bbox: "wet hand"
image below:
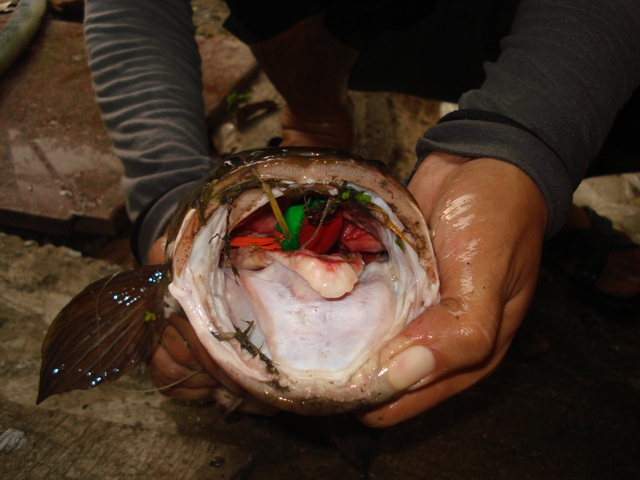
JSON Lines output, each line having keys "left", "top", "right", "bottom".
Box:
{"left": 360, "top": 152, "right": 548, "bottom": 427}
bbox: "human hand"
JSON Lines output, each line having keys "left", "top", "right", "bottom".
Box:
{"left": 146, "top": 234, "right": 278, "bottom": 415}
{"left": 359, "top": 152, "right": 548, "bottom": 427}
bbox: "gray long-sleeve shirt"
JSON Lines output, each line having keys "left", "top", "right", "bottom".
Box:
{"left": 419, "top": 0, "right": 640, "bottom": 237}
{"left": 84, "top": 0, "right": 640, "bottom": 262}
{"left": 85, "top": 0, "right": 214, "bottom": 262}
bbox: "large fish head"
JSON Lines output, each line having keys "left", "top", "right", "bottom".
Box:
{"left": 165, "top": 147, "right": 440, "bottom": 415}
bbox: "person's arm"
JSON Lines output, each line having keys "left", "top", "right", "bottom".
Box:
{"left": 415, "top": 0, "right": 640, "bottom": 238}
{"left": 84, "top": 0, "right": 213, "bottom": 263}
{"left": 361, "top": 0, "right": 640, "bottom": 426}
{"left": 84, "top": 0, "right": 235, "bottom": 404}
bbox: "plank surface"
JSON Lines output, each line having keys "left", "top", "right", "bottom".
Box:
{"left": 0, "top": 16, "right": 257, "bottom": 236}
{"left": 0, "top": 400, "right": 252, "bottom": 480}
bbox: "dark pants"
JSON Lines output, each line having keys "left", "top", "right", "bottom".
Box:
{"left": 225, "top": 0, "right": 638, "bottom": 176}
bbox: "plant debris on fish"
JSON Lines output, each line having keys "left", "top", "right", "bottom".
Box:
{"left": 38, "top": 147, "right": 440, "bottom": 415}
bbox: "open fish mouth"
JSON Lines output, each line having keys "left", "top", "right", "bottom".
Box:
{"left": 36, "top": 147, "right": 439, "bottom": 416}
{"left": 166, "top": 147, "right": 440, "bottom": 414}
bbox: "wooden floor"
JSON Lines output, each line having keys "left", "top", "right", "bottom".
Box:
{"left": 0, "top": 400, "right": 252, "bottom": 479}
{"left": 0, "top": 13, "right": 257, "bottom": 237}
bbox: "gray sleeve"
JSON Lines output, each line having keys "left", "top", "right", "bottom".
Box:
{"left": 84, "top": 0, "right": 214, "bottom": 262}
{"left": 416, "top": 0, "right": 640, "bottom": 238}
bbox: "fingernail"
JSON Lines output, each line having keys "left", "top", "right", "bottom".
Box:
{"left": 386, "top": 345, "right": 436, "bottom": 391}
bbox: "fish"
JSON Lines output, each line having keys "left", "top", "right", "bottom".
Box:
{"left": 37, "top": 147, "right": 440, "bottom": 416}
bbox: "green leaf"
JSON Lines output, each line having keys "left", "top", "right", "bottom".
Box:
{"left": 355, "top": 191, "right": 371, "bottom": 203}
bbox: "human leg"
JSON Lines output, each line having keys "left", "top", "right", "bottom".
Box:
{"left": 247, "top": 12, "right": 359, "bottom": 150}
{"left": 227, "top": 0, "right": 520, "bottom": 147}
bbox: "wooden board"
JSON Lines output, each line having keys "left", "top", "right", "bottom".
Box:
{"left": 0, "top": 400, "right": 252, "bottom": 480}
{"left": 0, "top": 16, "right": 257, "bottom": 236}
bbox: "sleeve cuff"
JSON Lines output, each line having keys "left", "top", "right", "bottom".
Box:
{"left": 130, "top": 181, "right": 199, "bottom": 265}
{"left": 414, "top": 110, "right": 574, "bottom": 238}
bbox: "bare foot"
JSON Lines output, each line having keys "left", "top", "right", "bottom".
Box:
{"left": 248, "top": 12, "right": 358, "bottom": 151}
{"left": 280, "top": 103, "right": 355, "bottom": 151}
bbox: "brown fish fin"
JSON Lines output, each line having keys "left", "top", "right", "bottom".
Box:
{"left": 37, "top": 264, "right": 169, "bottom": 404}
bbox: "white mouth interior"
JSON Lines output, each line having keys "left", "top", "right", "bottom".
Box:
{"left": 224, "top": 256, "right": 396, "bottom": 376}
{"left": 169, "top": 185, "right": 433, "bottom": 384}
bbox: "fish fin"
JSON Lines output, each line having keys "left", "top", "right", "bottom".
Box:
{"left": 324, "top": 413, "right": 381, "bottom": 473}
{"left": 37, "top": 264, "right": 169, "bottom": 404}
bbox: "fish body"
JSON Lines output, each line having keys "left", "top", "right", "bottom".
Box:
{"left": 38, "top": 147, "right": 440, "bottom": 415}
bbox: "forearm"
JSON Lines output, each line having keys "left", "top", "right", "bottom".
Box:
{"left": 417, "top": 0, "right": 640, "bottom": 237}
{"left": 84, "top": 0, "right": 213, "bottom": 261}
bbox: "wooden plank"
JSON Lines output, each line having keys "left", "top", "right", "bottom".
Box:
{"left": 0, "top": 17, "right": 257, "bottom": 236}
{"left": 0, "top": 18, "right": 126, "bottom": 236}
{"left": 0, "top": 400, "right": 252, "bottom": 480}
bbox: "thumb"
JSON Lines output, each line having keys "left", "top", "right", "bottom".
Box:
{"left": 358, "top": 298, "right": 507, "bottom": 427}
